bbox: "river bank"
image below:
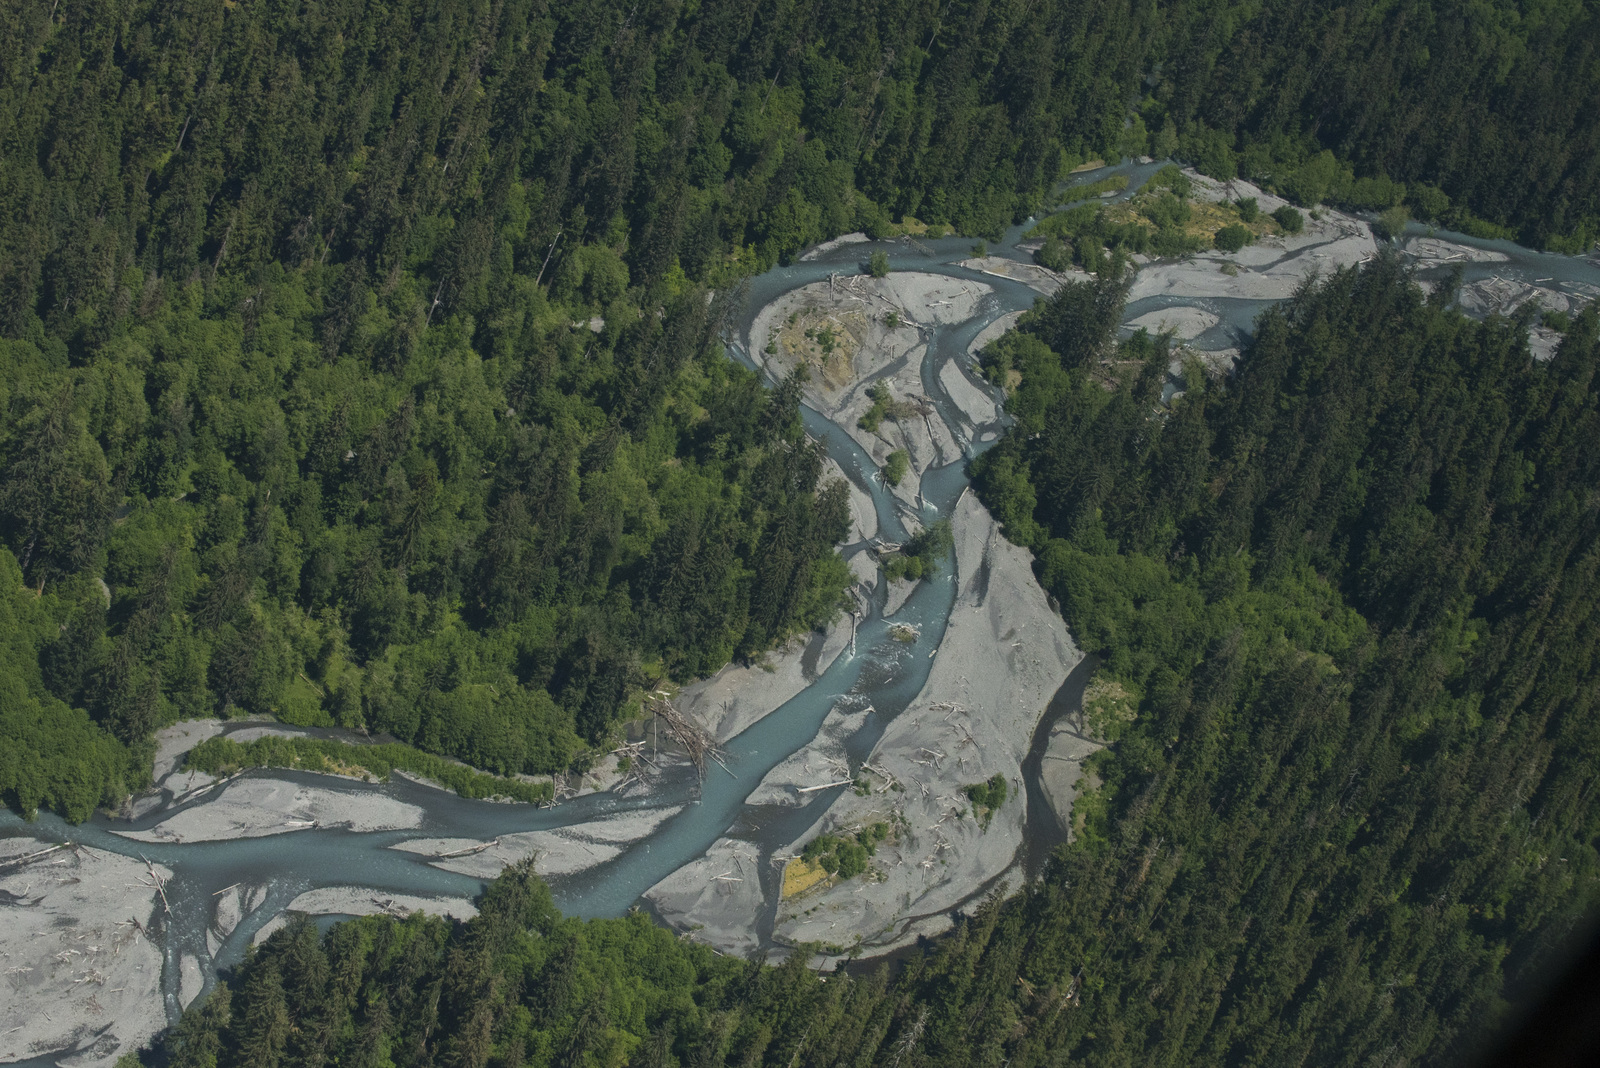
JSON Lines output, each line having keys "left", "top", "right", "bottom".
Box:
{"left": 767, "top": 487, "right": 1080, "bottom": 959}
{"left": 6, "top": 159, "right": 1597, "bottom": 1068}
{"left": 748, "top": 269, "right": 991, "bottom": 517}
{"left": 641, "top": 487, "right": 1083, "bottom": 959}
{"left": 639, "top": 256, "right": 1081, "bottom": 957}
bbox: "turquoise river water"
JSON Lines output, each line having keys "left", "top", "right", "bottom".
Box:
{"left": 5, "top": 163, "right": 1599, "bottom": 1051}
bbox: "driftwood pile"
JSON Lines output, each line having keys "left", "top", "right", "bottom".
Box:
{"left": 646, "top": 698, "right": 730, "bottom": 780}
{"left": 607, "top": 737, "right": 667, "bottom": 792}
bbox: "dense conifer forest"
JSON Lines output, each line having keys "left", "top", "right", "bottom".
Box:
{"left": 152, "top": 259, "right": 1600, "bottom": 1068}
{"left": 5, "top": 0, "right": 1600, "bottom": 816}
{"left": 3, "top": 2, "right": 1600, "bottom": 1063}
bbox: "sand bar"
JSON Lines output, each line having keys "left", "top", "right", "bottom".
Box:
{"left": 114, "top": 777, "right": 424, "bottom": 843}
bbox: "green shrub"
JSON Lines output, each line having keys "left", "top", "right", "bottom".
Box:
{"left": 802, "top": 823, "right": 890, "bottom": 879}
{"left": 1407, "top": 183, "right": 1452, "bottom": 222}
{"left": 883, "top": 449, "right": 910, "bottom": 487}
{"left": 1345, "top": 175, "right": 1407, "bottom": 211}
{"left": 1142, "top": 192, "right": 1191, "bottom": 231}
{"left": 964, "top": 773, "right": 1008, "bottom": 810}
{"left": 1273, "top": 205, "right": 1305, "bottom": 233}
{"left": 858, "top": 201, "right": 893, "bottom": 239}
{"left": 1374, "top": 205, "right": 1410, "bottom": 241}
{"left": 1280, "top": 149, "right": 1344, "bottom": 206}
{"left": 1035, "top": 235, "right": 1073, "bottom": 271}
{"left": 884, "top": 519, "right": 952, "bottom": 583}
{"left": 905, "top": 519, "right": 952, "bottom": 559}
{"left": 867, "top": 249, "right": 890, "bottom": 278}
{"left": 1235, "top": 196, "right": 1259, "bottom": 223}
{"left": 1543, "top": 223, "right": 1599, "bottom": 255}
{"left": 1152, "top": 117, "right": 1179, "bottom": 159}
{"left": 964, "top": 774, "right": 1009, "bottom": 827}
{"left": 1454, "top": 213, "right": 1516, "bottom": 241}
{"left": 1118, "top": 114, "right": 1150, "bottom": 159}
{"left": 816, "top": 324, "right": 838, "bottom": 355}
{"left": 1064, "top": 175, "right": 1131, "bottom": 202}
{"left": 1027, "top": 203, "right": 1100, "bottom": 241}
{"left": 1214, "top": 224, "right": 1252, "bottom": 253}
{"left": 859, "top": 382, "right": 891, "bottom": 432}
{"left": 1146, "top": 164, "right": 1193, "bottom": 198}
{"left": 1147, "top": 229, "right": 1201, "bottom": 260}
{"left": 1182, "top": 126, "right": 1236, "bottom": 180}
{"left": 883, "top": 554, "right": 924, "bottom": 582}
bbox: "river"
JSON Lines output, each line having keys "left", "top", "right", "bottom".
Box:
{"left": 4, "top": 162, "right": 1599, "bottom": 1066}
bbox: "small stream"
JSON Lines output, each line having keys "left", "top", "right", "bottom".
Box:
{"left": 6, "top": 162, "right": 1600, "bottom": 1056}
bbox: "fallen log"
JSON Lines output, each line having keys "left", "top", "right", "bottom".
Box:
{"left": 796, "top": 779, "right": 855, "bottom": 794}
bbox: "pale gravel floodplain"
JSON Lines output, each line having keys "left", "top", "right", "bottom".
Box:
{"left": 748, "top": 270, "right": 988, "bottom": 519}
{"left": 113, "top": 777, "right": 425, "bottom": 844}
{"left": 771, "top": 488, "right": 1081, "bottom": 957}
{"left": 671, "top": 616, "right": 854, "bottom": 745}
{"left": 388, "top": 805, "right": 685, "bottom": 879}
{"left": 1126, "top": 306, "right": 1221, "bottom": 340}
{"left": 965, "top": 310, "right": 1024, "bottom": 358}
{"left": 8, "top": 165, "right": 1594, "bottom": 1068}
{"left": 647, "top": 488, "right": 1081, "bottom": 961}
{"left": 281, "top": 886, "right": 479, "bottom": 922}
{"left": 0, "top": 840, "right": 170, "bottom": 1068}
{"left": 645, "top": 838, "right": 768, "bottom": 957}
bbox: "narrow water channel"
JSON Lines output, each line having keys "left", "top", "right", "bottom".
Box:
{"left": 5, "top": 163, "right": 1599, "bottom": 1053}
{"left": 0, "top": 225, "right": 1042, "bottom": 1036}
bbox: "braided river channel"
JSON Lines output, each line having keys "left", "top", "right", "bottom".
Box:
{"left": 6, "top": 162, "right": 1600, "bottom": 1064}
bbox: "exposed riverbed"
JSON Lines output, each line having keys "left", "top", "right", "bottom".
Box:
{"left": 5, "top": 162, "right": 1597, "bottom": 1068}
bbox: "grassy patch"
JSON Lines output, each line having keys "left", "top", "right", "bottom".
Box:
{"left": 1060, "top": 174, "right": 1130, "bottom": 202}
{"left": 871, "top": 216, "right": 951, "bottom": 239}
{"left": 1069, "top": 755, "right": 1109, "bottom": 845}
{"left": 1105, "top": 193, "right": 1272, "bottom": 247}
{"left": 1026, "top": 164, "right": 1297, "bottom": 270}
{"left": 1083, "top": 675, "right": 1139, "bottom": 741}
{"left": 1023, "top": 165, "right": 1288, "bottom": 269}
{"left": 775, "top": 306, "right": 867, "bottom": 389}
{"left": 783, "top": 823, "right": 893, "bottom": 898}
{"left": 184, "top": 735, "right": 554, "bottom": 803}
{"left": 781, "top": 857, "right": 833, "bottom": 898}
